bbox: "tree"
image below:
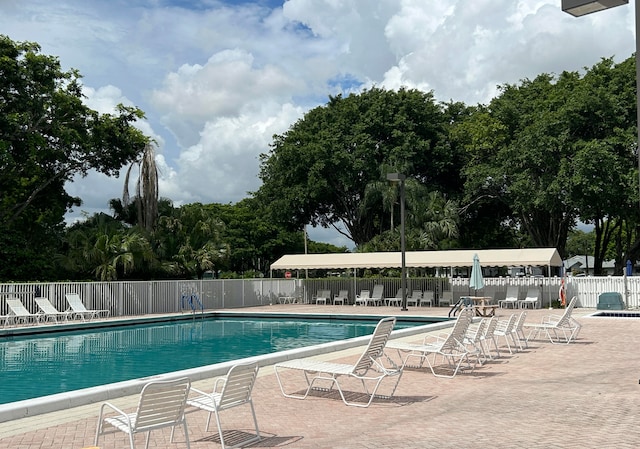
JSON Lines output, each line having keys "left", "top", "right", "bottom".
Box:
{"left": 0, "top": 35, "right": 148, "bottom": 280}
{"left": 61, "top": 212, "right": 155, "bottom": 281}
{"left": 361, "top": 185, "right": 460, "bottom": 252}
{"left": 90, "top": 230, "right": 155, "bottom": 281}
{"left": 257, "top": 87, "right": 454, "bottom": 246}
{"left": 205, "top": 199, "right": 338, "bottom": 276}
{"left": 459, "top": 57, "right": 638, "bottom": 268}
{"left": 122, "top": 142, "right": 159, "bottom": 232}
{"left": 153, "top": 203, "right": 227, "bottom": 279}
{"left": 565, "top": 57, "right": 638, "bottom": 274}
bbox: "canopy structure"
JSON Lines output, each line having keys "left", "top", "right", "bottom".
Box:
{"left": 270, "top": 248, "right": 562, "bottom": 271}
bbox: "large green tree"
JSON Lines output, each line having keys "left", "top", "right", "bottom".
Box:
{"left": 0, "top": 35, "right": 148, "bottom": 280}
{"left": 459, "top": 56, "right": 638, "bottom": 273}
{"left": 257, "top": 87, "right": 457, "bottom": 246}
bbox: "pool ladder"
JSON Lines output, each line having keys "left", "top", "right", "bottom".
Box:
{"left": 180, "top": 292, "right": 204, "bottom": 318}
{"left": 448, "top": 297, "right": 474, "bottom": 318}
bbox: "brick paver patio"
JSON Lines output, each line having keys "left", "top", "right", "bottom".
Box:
{"left": 0, "top": 305, "right": 638, "bottom": 449}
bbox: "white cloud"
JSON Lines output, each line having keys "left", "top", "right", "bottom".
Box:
{"left": 150, "top": 48, "right": 304, "bottom": 147}
{"left": 380, "top": 0, "right": 634, "bottom": 104}
{"left": 167, "top": 100, "right": 304, "bottom": 204}
{"left": 3, "top": 0, "right": 637, "bottom": 246}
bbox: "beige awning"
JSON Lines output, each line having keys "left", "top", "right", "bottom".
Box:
{"left": 270, "top": 248, "right": 562, "bottom": 271}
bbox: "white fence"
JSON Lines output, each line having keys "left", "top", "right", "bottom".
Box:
{"left": 0, "top": 275, "right": 638, "bottom": 317}
{"left": 451, "top": 276, "right": 640, "bottom": 309}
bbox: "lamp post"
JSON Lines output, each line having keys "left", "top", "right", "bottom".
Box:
{"left": 561, "top": 0, "right": 640, "bottom": 212}
{"left": 387, "top": 173, "right": 408, "bottom": 311}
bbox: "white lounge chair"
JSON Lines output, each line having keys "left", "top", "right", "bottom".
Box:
{"left": 65, "top": 293, "right": 110, "bottom": 321}
{"left": 187, "top": 362, "right": 261, "bottom": 449}
{"left": 387, "top": 308, "right": 477, "bottom": 378}
{"left": 355, "top": 285, "right": 384, "bottom": 306}
{"left": 354, "top": 289, "right": 370, "bottom": 306}
{"left": 406, "top": 290, "right": 422, "bottom": 307}
{"left": 420, "top": 290, "right": 434, "bottom": 307}
{"left": 333, "top": 289, "right": 349, "bottom": 305}
{"left": 95, "top": 377, "right": 191, "bottom": 449}
{"left": 438, "top": 291, "right": 453, "bottom": 307}
{"left": 493, "top": 314, "right": 519, "bottom": 354}
{"left": 498, "top": 286, "right": 520, "bottom": 309}
{"left": 35, "top": 297, "right": 74, "bottom": 323}
{"left": 385, "top": 289, "right": 403, "bottom": 307}
{"left": 6, "top": 298, "right": 39, "bottom": 326}
{"left": 275, "top": 317, "right": 403, "bottom": 407}
{"left": 312, "top": 289, "right": 331, "bottom": 305}
{"left": 524, "top": 296, "right": 581, "bottom": 344}
{"left": 512, "top": 310, "right": 529, "bottom": 349}
{"left": 478, "top": 316, "right": 501, "bottom": 360}
{"left": 369, "top": 284, "right": 384, "bottom": 306}
{"left": 462, "top": 317, "right": 489, "bottom": 364}
{"left": 518, "top": 287, "right": 540, "bottom": 309}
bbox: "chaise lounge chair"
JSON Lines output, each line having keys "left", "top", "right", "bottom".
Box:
{"left": 5, "top": 298, "right": 40, "bottom": 326}
{"left": 438, "top": 291, "right": 453, "bottom": 307}
{"left": 406, "top": 290, "right": 422, "bottom": 307}
{"left": 478, "top": 316, "right": 501, "bottom": 360}
{"left": 498, "top": 285, "right": 520, "bottom": 309}
{"left": 523, "top": 296, "right": 581, "bottom": 344}
{"left": 462, "top": 317, "right": 489, "bottom": 364}
{"left": 333, "top": 289, "right": 349, "bottom": 305}
{"left": 95, "top": 377, "right": 191, "bottom": 449}
{"left": 274, "top": 316, "right": 403, "bottom": 407}
{"left": 387, "top": 308, "right": 477, "bottom": 378}
{"left": 518, "top": 287, "right": 540, "bottom": 309}
{"left": 35, "top": 297, "right": 75, "bottom": 324}
{"left": 420, "top": 290, "right": 434, "bottom": 307}
{"left": 385, "top": 289, "right": 403, "bottom": 307}
{"left": 492, "top": 313, "right": 519, "bottom": 354}
{"left": 354, "top": 289, "right": 370, "bottom": 305}
{"left": 186, "top": 362, "right": 261, "bottom": 449}
{"left": 65, "top": 293, "right": 110, "bottom": 321}
{"left": 311, "top": 289, "right": 331, "bottom": 305}
{"left": 369, "top": 284, "right": 385, "bottom": 306}
{"left": 355, "top": 285, "right": 384, "bottom": 306}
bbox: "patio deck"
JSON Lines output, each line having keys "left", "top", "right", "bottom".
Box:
{"left": 0, "top": 304, "right": 637, "bottom": 449}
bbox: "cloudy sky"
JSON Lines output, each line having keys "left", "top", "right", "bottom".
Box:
{"left": 1, "top": 0, "right": 635, "bottom": 248}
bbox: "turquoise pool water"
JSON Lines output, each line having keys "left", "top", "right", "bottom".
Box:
{"left": 0, "top": 316, "right": 425, "bottom": 404}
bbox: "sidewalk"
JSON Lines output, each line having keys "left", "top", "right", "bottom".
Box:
{"left": 0, "top": 305, "right": 637, "bottom": 449}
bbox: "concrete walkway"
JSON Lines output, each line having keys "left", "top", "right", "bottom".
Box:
{"left": 0, "top": 305, "right": 637, "bottom": 449}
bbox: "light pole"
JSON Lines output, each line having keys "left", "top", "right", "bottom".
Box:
{"left": 561, "top": 0, "right": 640, "bottom": 212}
{"left": 387, "top": 173, "right": 408, "bottom": 311}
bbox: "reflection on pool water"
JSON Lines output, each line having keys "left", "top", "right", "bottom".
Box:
{"left": 0, "top": 316, "right": 425, "bottom": 404}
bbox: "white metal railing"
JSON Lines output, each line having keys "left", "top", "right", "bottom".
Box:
{"left": 0, "top": 279, "right": 301, "bottom": 318}
{"left": 0, "top": 275, "right": 637, "bottom": 318}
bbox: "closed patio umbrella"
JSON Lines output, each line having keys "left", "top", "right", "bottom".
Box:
{"left": 469, "top": 253, "right": 484, "bottom": 295}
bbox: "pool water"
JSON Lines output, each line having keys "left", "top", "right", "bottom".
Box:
{"left": 0, "top": 316, "right": 422, "bottom": 404}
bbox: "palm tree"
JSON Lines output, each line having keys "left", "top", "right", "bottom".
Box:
{"left": 123, "top": 142, "right": 158, "bottom": 232}
{"left": 91, "top": 230, "right": 155, "bottom": 281}
{"left": 412, "top": 191, "right": 459, "bottom": 249}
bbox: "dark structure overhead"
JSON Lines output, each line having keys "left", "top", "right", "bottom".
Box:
{"left": 561, "top": 0, "right": 628, "bottom": 17}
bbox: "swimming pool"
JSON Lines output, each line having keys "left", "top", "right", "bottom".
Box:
{"left": 0, "top": 315, "right": 432, "bottom": 404}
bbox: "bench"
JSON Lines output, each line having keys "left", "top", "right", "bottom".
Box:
{"left": 472, "top": 304, "right": 498, "bottom": 317}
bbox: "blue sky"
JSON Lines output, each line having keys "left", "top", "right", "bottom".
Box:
{"left": 0, "top": 0, "right": 635, "bottom": 249}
